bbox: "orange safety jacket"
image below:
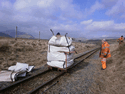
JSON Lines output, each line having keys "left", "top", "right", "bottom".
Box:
{"left": 99, "top": 41, "right": 111, "bottom": 58}
{"left": 117, "top": 37, "right": 124, "bottom": 42}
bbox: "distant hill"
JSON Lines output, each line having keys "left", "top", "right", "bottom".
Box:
{"left": 0, "top": 32, "right": 12, "bottom": 38}
{"left": 73, "top": 37, "right": 87, "bottom": 42}
{"left": 100, "top": 37, "right": 119, "bottom": 39}
{"left": 92, "top": 37, "right": 120, "bottom": 40}
{"left": 17, "top": 34, "right": 34, "bottom": 39}
{"left": 2, "top": 30, "right": 35, "bottom": 39}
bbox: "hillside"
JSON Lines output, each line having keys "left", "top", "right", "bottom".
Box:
{"left": 2, "top": 30, "right": 35, "bottom": 39}
{"left": 0, "top": 32, "right": 12, "bottom": 38}
{"left": 17, "top": 34, "right": 34, "bottom": 39}
{"left": 73, "top": 37, "right": 87, "bottom": 42}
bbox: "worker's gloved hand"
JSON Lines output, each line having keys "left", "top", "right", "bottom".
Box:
{"left": 104, "top": 55, "right": 107, "bottom": 57}
{"left": 99, "top": 52, "right": 101, "bottom": 55}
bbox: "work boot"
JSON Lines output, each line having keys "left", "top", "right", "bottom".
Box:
{"left": 101, "top": 68, "right": 105, "bottom": 70}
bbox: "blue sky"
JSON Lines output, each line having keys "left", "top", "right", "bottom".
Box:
{"left": 0, "top": 0, "right": 125, "bottom": 39}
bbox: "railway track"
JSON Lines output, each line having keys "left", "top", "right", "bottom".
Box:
{"left": 0, "top": 47, "right": 100, "bottom": 94}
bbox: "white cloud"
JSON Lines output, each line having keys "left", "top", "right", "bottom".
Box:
{"left": 101, "top": 0, "right": 118, "bottom": 8}
{"left": 0, "top": 0, "right": 125, "bottom": 39}
{"left": 37, "top": 0, "right": 54, "bottom": 8}
{"left": 105, "top": 0, "right": 125, "bottom": 17}
{"left": 0, "top": 0, "right": 85, "bottom": 38}
{"left": 102, "top": 35, "right": 108, "bottom": 37}
{"left": 86, "top": 1, "right": 104, "bottom": 15}
{"left": 1, "top": 1, "right": 12, "bottom": 8}
{"left": 13, "top": 0, "right": 83, "bottom": 19}
{"left": 80, "top": 19, "right": 93, "bottom": 25}
{"left": 121, "top": 14, "right": 125, "bottom": 18}
{"left": 84, "top": 20, "right": 125, "bottom": 32}
{"left": 85, "top": 20, "right": 114, "bottom": 31}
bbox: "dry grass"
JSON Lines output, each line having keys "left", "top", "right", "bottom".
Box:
{"left": 0, "top": 38, "right": 96, "bottom": 71}
{"left": 0, "top": 42, "right": 10, "bottom": 52}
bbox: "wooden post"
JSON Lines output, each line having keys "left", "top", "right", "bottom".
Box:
{"left": 39, "top": 31, "right": 40, "bottom": 41}
{"left": 65, "top": 53, "right": 67, "bottom": 69}
{"left": 15, "top": 26, "right": 17, "bottom": 40}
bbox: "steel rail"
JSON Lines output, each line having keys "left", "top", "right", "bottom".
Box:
{"left": 70, "top": 48, "right": 99, "bottom": 69}
{"left": 27, "top": 47, "right": 100, "bottom": 94}
{"left": 0, "top": 69, "right": 50, "bottom": 92}
{"left": 28, "top": 72, "right": 65, "bottom": 94}
{"left": 74, "top": 47, "right": 100, "bottom": 59}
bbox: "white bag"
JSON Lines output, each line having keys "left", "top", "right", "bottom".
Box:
{"left": 47, "top": 59, "right": 74, "bottom": 68}
{"left": 47, "top": 52, "right": 73, "bottom": 61}
{"left": 48, "top": 45, "right": 75, "bottom": 52}
{"left": 8, "top": 65, "right": 34, "bottom": 73}
{"left": 15, "top": 62, "right": 29, "bottom": 72}
{"left": 49, "top": 36, "right": 72, "bottom": 46}
{"left": 8, "top": 65, "right": 16, "bottom": 71}
{"left": 0, "top": 70, "right": 18, "bottom": 82}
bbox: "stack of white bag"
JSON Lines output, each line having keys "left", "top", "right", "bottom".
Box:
{"left": 47, "top": 36, "right": 75, "bottom": 68}
{"left": 0, "top": 62, "right": 34, "bottom": 82}
{"left": 8, "top": 62, "right": 34, "bottom": 81}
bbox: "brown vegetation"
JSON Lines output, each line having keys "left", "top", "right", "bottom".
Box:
{"left": 0, "top": 37, "right": 96, "bottom": 71}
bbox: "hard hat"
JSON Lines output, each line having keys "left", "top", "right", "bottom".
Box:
{"left": 102, "top": 39, "right": 106, "bottom": 41}
{"left": 56, "top": 32, "right": 60, "bottom": 35}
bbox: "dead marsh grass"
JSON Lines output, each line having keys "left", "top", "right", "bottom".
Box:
{"left": 0, "top": 38, "right": 96, "bottom": 71}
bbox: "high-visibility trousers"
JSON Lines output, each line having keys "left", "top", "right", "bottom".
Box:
{"left": 119, "top": 41, "right": 124, "bottom": 45}
{"left": 101, "top": 58, "right": 106, "bottom": 69}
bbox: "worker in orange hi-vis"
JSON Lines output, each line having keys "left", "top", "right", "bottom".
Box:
{"left": 117, "top": 35, "right": 124, "bottom": 45}
{"left": 99, "top": 39, "right": 111, "bottom": 70}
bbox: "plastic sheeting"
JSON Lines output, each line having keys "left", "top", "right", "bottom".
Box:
{"left": 49, "top": 36, "right": 72, "bottom": 46}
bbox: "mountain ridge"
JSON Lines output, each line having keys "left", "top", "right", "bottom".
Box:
{"left": 1, "top": 30, "right": 35, "bottom": 39}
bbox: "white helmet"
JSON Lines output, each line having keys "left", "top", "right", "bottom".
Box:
{"left": 102, "top": 39, "right": 106, "bottom": 41}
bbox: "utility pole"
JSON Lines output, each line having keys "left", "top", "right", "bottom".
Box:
{"left": 15, "top": 26, "right": 17, "bottom": 40}
{"left": 39, "top": 31, "right": 40, "bottom": 41}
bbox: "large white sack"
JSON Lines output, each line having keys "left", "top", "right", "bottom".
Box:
{"left": 47, "top": 52, "right": 74, "bottom": 61}
{"left": 48, "top": 45, "right": 75, "bottom": 52}
{"left": 47, "top": 59, "right": 74, "bottom": 68}
{"left": 8, "top": 65, "right": 16, "bottom": 71}
{"left": 17, "top": 66, "right": 34, "bottom": 77}
{"left": 17, "top": 72, "right": 27, "bottom": 77}
{"left": 49, "top": 36, "right": 72, "bottom": 46}
{"left": 15, "top": 62, "right": 29, "bottom": 72}
{"left": 0, "top": 70, "right": 17, "bottom": 82}
{"left": 27, "top": 66, "right": 34, "bottom": 72}
{"left": 8, "top": 65, "right": 34, "bottom": 73}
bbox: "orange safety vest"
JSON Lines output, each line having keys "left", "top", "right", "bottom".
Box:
{"left": 118, "top": 37, "right": 124, "bottom": 42}
{"left": 99, "top": 41, "right": 111, "bottom": 58}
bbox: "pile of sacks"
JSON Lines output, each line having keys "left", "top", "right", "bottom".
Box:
{"left": 0, "top": 62, "right": 34, "bottom": 82}
{"left": 47, "top": 35, "right": 75, "bottom": 69}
